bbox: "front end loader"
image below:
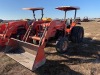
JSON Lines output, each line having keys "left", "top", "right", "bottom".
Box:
{"left": 5, "top": 6, "right": 84, "bottom": 71}
{"left": 5, "top": 7, "right": 67, "bottom": 71}
{"left": 5, "top": 8, "right": 48, "bottom": 71}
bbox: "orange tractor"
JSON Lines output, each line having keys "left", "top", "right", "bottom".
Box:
{"left": 0, "top": 20, "right": 28, "bottom": 47}
{"left": 5, "top": 6, "right": 84, "bottom": 71}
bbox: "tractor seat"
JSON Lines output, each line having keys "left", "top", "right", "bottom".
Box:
{"left": 66, "top": 18, "right": 72, "bottom": 28}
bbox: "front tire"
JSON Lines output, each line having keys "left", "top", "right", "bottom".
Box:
{"left": 56, "top": 37, "right": 69, "bottom": 53}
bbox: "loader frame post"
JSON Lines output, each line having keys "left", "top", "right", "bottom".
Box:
{"left": 74, "top": 10, "right": 77, "bottom": 21}
{"left": 32, "top": 10, "right": 36, "bottom": 21}
{"left": 64, "top": 10, "right": 67, "bottom": 36}
{"left": 41, "top": 9, "right": 44, "bottom": 20}
{"left": 32, "top": 9, "right": 44, "bottom": 20}
{"left": 64, "top": 11, "right": 67, "bottom": 21}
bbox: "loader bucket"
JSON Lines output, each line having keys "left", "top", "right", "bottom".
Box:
{"left": 5, "top": 38, "right": 46, "bottom": 71}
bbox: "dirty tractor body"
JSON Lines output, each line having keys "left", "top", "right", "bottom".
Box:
{"left": 0, "top": 21, "right": 28, "bottom": 47}
{"left": 5, "top": 6, "right": 84, "bottom": 71}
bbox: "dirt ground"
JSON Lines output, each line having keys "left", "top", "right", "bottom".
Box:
{"left": 0, "top": 21, "right": 100, "bottom": 75}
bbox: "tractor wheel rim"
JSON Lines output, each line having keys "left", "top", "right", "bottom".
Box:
{"left": 62, "top": 41, "right": 68, "bottom": 51}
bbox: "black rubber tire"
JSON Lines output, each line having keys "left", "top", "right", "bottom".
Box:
{"left": 54, "top": 30, "right": 64, "bottom": 39}
{"left": 56, "top": 37, "right": 69, "bottom": 53}
{"left": 70, "top": 26, "right": 84, "bottom": 43}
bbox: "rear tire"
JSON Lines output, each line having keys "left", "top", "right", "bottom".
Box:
{"left": 56, "top": 37, "right": 69, "bottom": 53}
{"left": 70, "top": 26, "right": 84, "bottom": 43}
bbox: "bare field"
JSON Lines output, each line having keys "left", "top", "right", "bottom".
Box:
{"left": 0, "top": 21, "right": 100, "bottom": 75}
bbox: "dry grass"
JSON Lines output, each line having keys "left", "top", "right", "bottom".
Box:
{"left": 0, "top": 21, "right": 100, "bottom": 75}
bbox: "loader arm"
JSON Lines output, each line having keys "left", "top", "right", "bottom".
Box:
{"left": 4, "top": 7, "right": 59, "bottom": 71}
{"left": 5, "top": 20, "right": 58, "bottom": 71}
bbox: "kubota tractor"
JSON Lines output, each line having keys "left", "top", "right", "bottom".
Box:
{"left": 0, "top": 20, "right": 28, "bottom": 47}
{"left": 5, "top": 6, "right": 84, "bottom": 71}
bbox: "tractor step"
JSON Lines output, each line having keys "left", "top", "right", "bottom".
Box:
{"left": 30, "top": 36, "right": 41, "bottom": 41}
